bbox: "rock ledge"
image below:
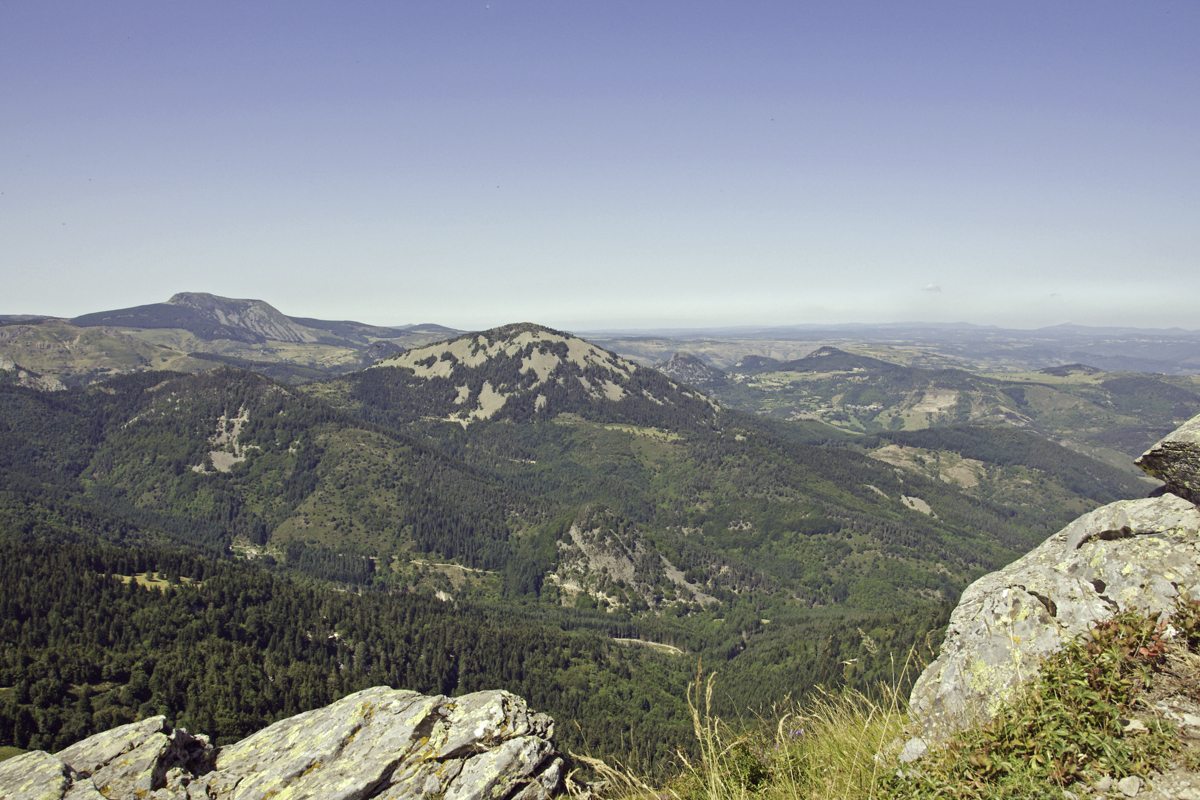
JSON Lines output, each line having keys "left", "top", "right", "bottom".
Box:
{"left": 0, "top": 687, "right": 564, "bottom": 800}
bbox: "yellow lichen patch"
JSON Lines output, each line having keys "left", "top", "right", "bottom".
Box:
{"left": 968, "top": 658, "right": 994, "bottom": 691}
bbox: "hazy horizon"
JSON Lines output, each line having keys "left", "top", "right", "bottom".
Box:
{"left": 5, "top": 288, "right": 1200, "bottom": 336}
{"left": 3, "top": 2, "right": 1197, "bottom": 330}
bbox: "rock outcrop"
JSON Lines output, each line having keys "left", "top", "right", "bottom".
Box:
{"left": 0, "top": 687, "right": 564, "bottom": 800}
{"left": 1138, "top": 414, "right": 1200, "bottom": 503}
{"left": 654, "top": 352, "right": 728, "bottom": 389}
{"left": 903, "top": 410, "right": 1200, "bottom": 760}
{"left": 0, "top": 356, "right": 65, "bottom": 391}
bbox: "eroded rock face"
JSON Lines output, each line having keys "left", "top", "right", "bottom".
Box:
{"left": 905, "top": 493, "right": 1200, "bottom": 752}
{"left": 1138, "top": 412, "right": 1200, "bottom": 502}
{"left": 0, "top": 688, "right": 564, "bottom": 800}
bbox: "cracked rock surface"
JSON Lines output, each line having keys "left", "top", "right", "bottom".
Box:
{"left": 0, "top": 687, "right": 564, "bottom": 800}
{"left": 905, "top": 493, "right": 1200, "bottom": 749}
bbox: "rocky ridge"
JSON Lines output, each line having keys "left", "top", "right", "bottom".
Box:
{"left": 902, "top": 409, "right": 1200, "bottom": 787}
{"left": 0, "top": 687, "right": 564, "bottom": 800}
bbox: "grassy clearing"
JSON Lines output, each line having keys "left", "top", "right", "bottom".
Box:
{"left": 111, "top": 571, "right": 198, "bottom": 592}
{"left": 989, "top": 371, "right": 1108, "bottom": 386}
{"left": 0, "top": 746, "right": 24, "bottom": 763}
{"left": 611, "top": 638, "right": 687, "bottom": 657}
{"left": 600, "top": 424, "right": 683, "bottom": 442}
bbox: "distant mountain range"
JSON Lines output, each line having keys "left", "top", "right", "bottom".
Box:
{"left": 598, "top": 322, "right": 1200, "bottom": 375}
{"left": 3, "top": 292, "right": 1197, "bottom": 471}
{"left": 0, "top": 292, "right": 461, "bottom": 387}
{"left": 5, "top": 293, "right": 1200, "bottom": 388}
{"left": 656, "top": 345, "right": 1200, "bottom": 472}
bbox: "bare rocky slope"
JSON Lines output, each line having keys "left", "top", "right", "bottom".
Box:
{"left": 0, "top": 687, "right": 564, "bottom": 800}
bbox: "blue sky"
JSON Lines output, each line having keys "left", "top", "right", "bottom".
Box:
{"left": 2, "top": 1, "right": 1197, "bottom": 329}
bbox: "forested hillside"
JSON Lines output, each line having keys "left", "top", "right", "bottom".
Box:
{"left": 658, "top": 346, "right": 1200, "bottom": 472}
{"left": 0, "top": 326, "right": 1155, "bottom": 771}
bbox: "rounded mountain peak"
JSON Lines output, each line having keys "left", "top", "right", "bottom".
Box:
{"left": 807, "top": 346, "right": 850, "bottom": 358}
{"left": 477, "top": 322, "right": 574, "bottom": 341}
{"left": 372, "top": 323, "right": 718, "bottom": 427}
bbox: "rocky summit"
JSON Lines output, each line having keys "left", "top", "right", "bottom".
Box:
{"left": 903, "top": 409, "right": 1200, "bottom": 762}
{"left": 0, "top": 687, "right": 564, "bottom": 800}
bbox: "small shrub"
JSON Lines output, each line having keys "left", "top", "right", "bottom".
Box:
{"left": 579, "top": 662, "right": 910, "bottom": 800}
{"left": 1170, "top": 595, "right": 1200, "bottom": 650}
{"left": 886, "top": 610, "right": 1180, "bottom": 799}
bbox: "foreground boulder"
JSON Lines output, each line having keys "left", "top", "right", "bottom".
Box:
{"left": 904, "top": 494, "right": 1200, "bottom": 756}
{"left": 0, "top": 687, "right": 564, "bottom": 800}
{"left": 903, "top": 411, "right": 1200, "bottom": 761}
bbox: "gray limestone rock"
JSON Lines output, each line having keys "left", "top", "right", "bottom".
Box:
{"left": 55, "top": 716, "right": 168, "bottom": 777}
{"left": 1141, "top": 768, "right": 1200, "bottom": 799}
{"left": 1119, "top": 774, "right": 1143, "bottom": 796}
{"left": 0, "top": 687, "right": 564, "bottom": 800}
{"left": 0, "top": 750, "right": 72, "bottom": 800}
{"left": 1138, "top": 412, "right": 1200, "bottom": 502}
{"left": 906, "top": 493, "right": 1200, "bottom": 745}
{"left": 55, "top": 715, "right": 212, "bottom": 799}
